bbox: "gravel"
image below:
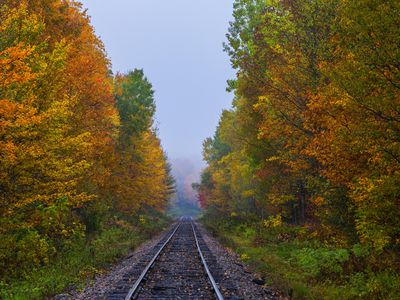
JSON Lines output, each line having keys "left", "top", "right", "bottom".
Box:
{"left": 55, "top": 222, "right": 286, "bottom": 300}
{"left": 56, "top": 228, "right": 174, "bottom": 300}
{"left": 196, "top": 223, "right": 286, "bottom": 300}
{"left": 135, "top": 221, "right": 215, "bottom": 299}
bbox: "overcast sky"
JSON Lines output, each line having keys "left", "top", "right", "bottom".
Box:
{"left": 80, "top": 0, "right": 235, "bottom": 165}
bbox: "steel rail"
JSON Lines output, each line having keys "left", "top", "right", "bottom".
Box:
{"left": 191, "top": 221, "right": 225, "bottom": 300}
{"left": 124, "top": 222, "right": 181, "bottom": 300}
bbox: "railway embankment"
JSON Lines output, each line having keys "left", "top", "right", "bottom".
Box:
{"left": 56, "top": 220, "right": 284, "bottom": 300}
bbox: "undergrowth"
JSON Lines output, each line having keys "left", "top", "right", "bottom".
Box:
{"left": 0, "top": 212, "right": 170, "bottom": 300}
{"left": 201, "top": 216, "right": 400, "bottom": 300}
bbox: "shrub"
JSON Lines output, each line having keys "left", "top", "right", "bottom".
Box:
{"left": 292, "top": 247, "right": 350, "bottom": 278}
{"left": 342, "top": 271, "right": 400, "bottom": 300}
{"left": 0, "top": 230, "right": 53, "bottom": 279}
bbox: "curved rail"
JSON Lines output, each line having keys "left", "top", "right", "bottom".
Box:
{"left": 191, "top": 221, "right": 225, "bottom": 300}
{"left": 124, "top": 222, "right": 181, "bottom": 300}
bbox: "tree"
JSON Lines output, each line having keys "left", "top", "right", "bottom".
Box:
{"left": 0, "top": 2, "right": 92, "bottom": 277}
{"left": 112, "top": 70, "right": 174, "bottom": 214}
{"left": 305, "top": 0, "right": 400, "bottom": 252}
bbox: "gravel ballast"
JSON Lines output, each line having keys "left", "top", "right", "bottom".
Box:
{"left": 55, "top": 228, "right": 172, "bottom": 300}
{"left": 55, "top": 222, "right": 286, "bottom": 300}
{"left": 197, "top": 223, "right": 285, "bottom": 300}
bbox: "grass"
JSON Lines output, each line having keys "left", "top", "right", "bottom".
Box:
{"left": 0, "top": 215, "right": 170, "bottom": 300}
{"left": 201, "top": 218, "right": 400, "bottom": 300}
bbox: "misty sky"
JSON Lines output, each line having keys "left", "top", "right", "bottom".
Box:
{"left": 80, "top": 0, "right": 235, "bottom": 165}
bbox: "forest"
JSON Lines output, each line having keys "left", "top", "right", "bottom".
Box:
{"left": 0, "top": 1, "right": 174, "bottom": 298}
{"left": 1, "top": 0, "right": 400, "bottom": 299}
{"left": 197, "top": 0, "right": 400, "bottom": 299}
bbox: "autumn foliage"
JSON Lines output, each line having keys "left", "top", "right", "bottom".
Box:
{"left": 0, "top": 1, "right": 174, "bottom": 281}
{"left": 198, "top": 0, "right": 400, "bottom": 295}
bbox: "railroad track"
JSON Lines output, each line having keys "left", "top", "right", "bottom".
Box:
{"left": 108, "top": 218, "right": 224, "bottom": 300}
